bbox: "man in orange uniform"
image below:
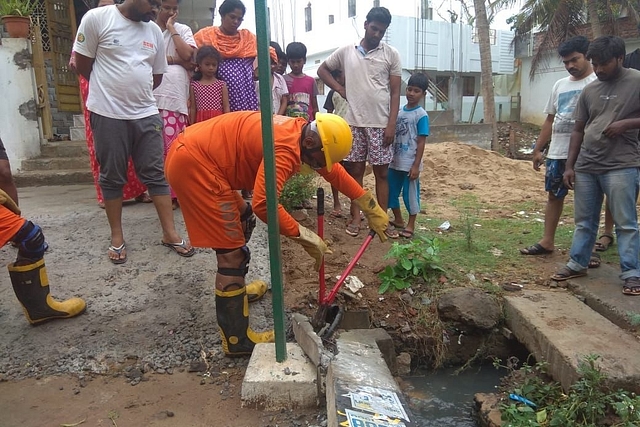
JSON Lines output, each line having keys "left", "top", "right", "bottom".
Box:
{"left": 0, "top": 190, "right": 86, "bottom": 325}
{"left": 166, "top": 112, "right": 389, "bottom": 356}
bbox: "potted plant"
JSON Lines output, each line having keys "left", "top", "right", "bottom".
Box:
{"left": 1, "top": 0, "right": 36, "bottom": 39}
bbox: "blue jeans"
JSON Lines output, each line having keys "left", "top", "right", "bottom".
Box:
{"left": 568, "top": 168, "right": 640, "bottom": 279}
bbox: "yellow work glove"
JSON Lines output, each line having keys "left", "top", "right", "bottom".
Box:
{"left": 289, "top": 224, "right": 332, "bottom": 271}
{"left": 0, "top": 188, "right": 20, "bottom": 215}
{"left": 354, "top": 190, "right": 388, "bottom": 242}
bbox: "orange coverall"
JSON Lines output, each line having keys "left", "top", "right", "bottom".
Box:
{"left": 166, "top": 112, "right": 365, "bottom": 249}
{"left": 0, "top": 205, "right": 25, "bottom": 246}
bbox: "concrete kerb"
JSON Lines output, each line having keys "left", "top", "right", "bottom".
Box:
{"left": 504, "top": 290, "right": 640, "bottom": 394}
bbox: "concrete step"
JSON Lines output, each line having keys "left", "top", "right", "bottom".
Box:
{"left": 21, "top": 156, "right": 90, "bottom": 171}
{"left": 40, "top": 141, "right": 88, "bottom": 158}
{"left": 504, "top": 290, "right": 640, "bottom": 394}
{"left": 14, "top": 169, "right": 93, "bottom": 187}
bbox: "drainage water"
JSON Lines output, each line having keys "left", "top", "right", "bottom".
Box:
{"left": 402, "top": 365, "right": 505, "bottom": 426}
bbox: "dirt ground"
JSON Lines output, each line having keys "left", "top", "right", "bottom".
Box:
{"left": 0, "top": 122, "right": 546, "bottom": 427}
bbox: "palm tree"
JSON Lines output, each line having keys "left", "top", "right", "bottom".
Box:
{"left": 474, "top": 0, "right": 499, "bottom": 150}
{"left": 505, "top": 0, "right": 639, "bottom": 78}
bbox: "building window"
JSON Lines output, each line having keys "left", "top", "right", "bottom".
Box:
{"left": 348, "top": 0, "right": 356, "bottom": 17}
{"left": 305, "top": 3, "right": 312, "bottom": 32}
{"left": 373, "top": 0, "right": 380, "bottom": 7}
{"left": 329, "top": 14, "right": 334, "bottom": 24}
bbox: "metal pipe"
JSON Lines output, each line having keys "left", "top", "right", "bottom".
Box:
{"left": 254, "top": 0, "right": 287, "bottom": 362}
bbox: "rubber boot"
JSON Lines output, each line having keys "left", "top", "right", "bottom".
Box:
{"left": 215, "top": 286, "right": 274, "bottom": 356}
{"left": 246, "top": 280, "right": 268, "bottom": 303}
{"left": 8, "top": 259, "right": 86, "bottom": 325}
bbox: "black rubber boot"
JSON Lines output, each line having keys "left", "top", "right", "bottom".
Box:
{"left": 8, "top": 259, "right": 86, "bottom": 325}
{"left": 215, "top": 286, "right": 274, "bottom": 356}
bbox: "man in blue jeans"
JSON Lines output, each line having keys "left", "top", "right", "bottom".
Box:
{"left": 553, "top": 35, "right": 640, "bottom": 296}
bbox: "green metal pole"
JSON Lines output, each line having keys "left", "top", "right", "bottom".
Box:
{"left": 254, "top": 0, "right": 287, "bottom": 362}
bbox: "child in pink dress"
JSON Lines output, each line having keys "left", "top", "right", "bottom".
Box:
{"left": 189, "top": 46, "right": 230, "bottom": 124}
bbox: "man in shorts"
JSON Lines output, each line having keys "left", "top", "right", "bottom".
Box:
{"left": 317, "top": 6, "right": 402, "bottom": 238}
{"left": 520, "top": 36, "right": 595, "bottom": 256}
{"left": 72, "top": 0, "right": 192, "bottom": 264}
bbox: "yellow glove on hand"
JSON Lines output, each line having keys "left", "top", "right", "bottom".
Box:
{"left": 354, "top": 190, "right": 388, "bottom": 242}
{"left": 289, "top": 224, "right": 332, "bottom": 271}
{"left": 0, "top": 188, "right": 20, "bottom": 215}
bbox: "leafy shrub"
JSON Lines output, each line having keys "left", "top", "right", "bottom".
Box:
{"left": 378, "top": 235, "right": 444, "bottom": 294}
{"left": 279, "top": 173, "right": 315, "bottom": 213}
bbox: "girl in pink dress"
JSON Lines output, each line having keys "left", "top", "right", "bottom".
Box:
{"left": 189, "top": 46, "right": 230, "bottom": 124}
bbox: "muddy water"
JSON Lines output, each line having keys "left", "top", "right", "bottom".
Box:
{"left": 403, "top": 366, "right": 505, "bottom": 426}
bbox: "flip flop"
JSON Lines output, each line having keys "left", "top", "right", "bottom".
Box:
{"left": 519, "top": 243, "right": 553, "bottom": 256}
{"left": 345, "top": 223, "right": 360, "bottom": 237}
{"left": 551, "top": 266, "right": 586, "bottom": 282}
{"left": 134, "top": 193, "right": 153, "bottom": 203}
{"left": 622, "top": 277, "right": 640, "bottom": 296}
{"left": 329, "top": 209, "right": 344, "bottom": 219}
{"left": 162, "top": 239, "right": 195, "bottom": 257}
{"left": 389, "top": 221, "right": 405, "bottom": 229}
{"left": 594, "top": 234, "right": 614, "bottom": 252}
{"left": 399, "top": 229, "right": 414, "bottom": 239}
{"left": 108, "top": 242, "right": 127, "bottom": 264}
{"left": 588, "top": 253, "right": 601, "bottom": 269}
{"left": 384, "top": 226, "right": 399, "bottom": 239}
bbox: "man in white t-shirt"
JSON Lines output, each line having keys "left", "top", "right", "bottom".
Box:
{"left": 520, "top": 36, "right": 596, "bottom": 256}
{"left": 317, "top": 7, "right": 402, "bottom": 239}
{"left": 73, "top": 0, "right": 193, "bottom": 264}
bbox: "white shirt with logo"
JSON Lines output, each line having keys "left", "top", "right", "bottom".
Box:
{"left": 73, "top": 5, "right": 168, "bottom": 120}
{"left": 544, "top": 72, "right": 597, "bottom": 159}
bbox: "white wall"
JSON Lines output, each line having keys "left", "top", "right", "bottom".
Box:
{"left": 0, "top": 38, "right": 41, "bottom": 172}
{"left": 520, "top": 39, "right": 640, "bottom": 125}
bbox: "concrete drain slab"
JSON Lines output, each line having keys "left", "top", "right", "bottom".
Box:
{"left": 504, "top": 290, "right": 640, "bottom": 394}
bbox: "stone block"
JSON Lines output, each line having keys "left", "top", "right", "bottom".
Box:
{"left": 73, "top": 114, "right": 85, "bottom": 128}
{"left": 70, "top": 127, "right": 85, "bottom": 141}
{"left": 241, "top": 343, "right": 318, "bottom": 410}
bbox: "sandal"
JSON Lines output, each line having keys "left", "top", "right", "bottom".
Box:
{"left": 162, "top": 239, "right": 195, "bottom": 257}
{"left": 383, "top": 225, "right": 399, "bottom": 239}
{"left": 519, "top": 243, "right": 553, "bottom": 256}
{"left": 135, "top": 192, "right": 153, "bottom": 203}
{"left": 399, "top": 229, "right": 414, "bottom": 239}
{"left": 345, "top": 223, "right": 360, "bottom": 237}
{"left": 594, "top": 234, "right": 614, "bottom": 252}
{"left": 389, "top": 220, "right": 405, "bottom": 229}
{"left": 622, "top": 277, "right": 640, "bottom": 295}
{"left": 329, "top": 209, "right": 344, "bottom": 219}
{"left": 550, "top": 266, "right": 586, "bottom": 282}
{"left": 588, "top": 253, "right": 601, "bottom": 269}
{"left": 108, "top": 242, "right": 127, "bottom": 264}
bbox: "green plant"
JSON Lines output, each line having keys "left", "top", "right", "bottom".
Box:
{"left": 626, "top": 311, "right": 640, "bottom": 327}
{"left": 377, "top": 234, "right": 445, "bottom": 294}
{"left": 0, "top": 0, "right": 36, "bottom": 17}
{"left": 497, "top": 354, "right": 640, "bottom": 427}
{"left": 279, "top": 173, "right": 315, "bottom": 212}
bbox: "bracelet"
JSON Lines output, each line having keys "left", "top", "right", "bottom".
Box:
{"left": 171, "top": 33, "right": 179, "bottom": 37}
